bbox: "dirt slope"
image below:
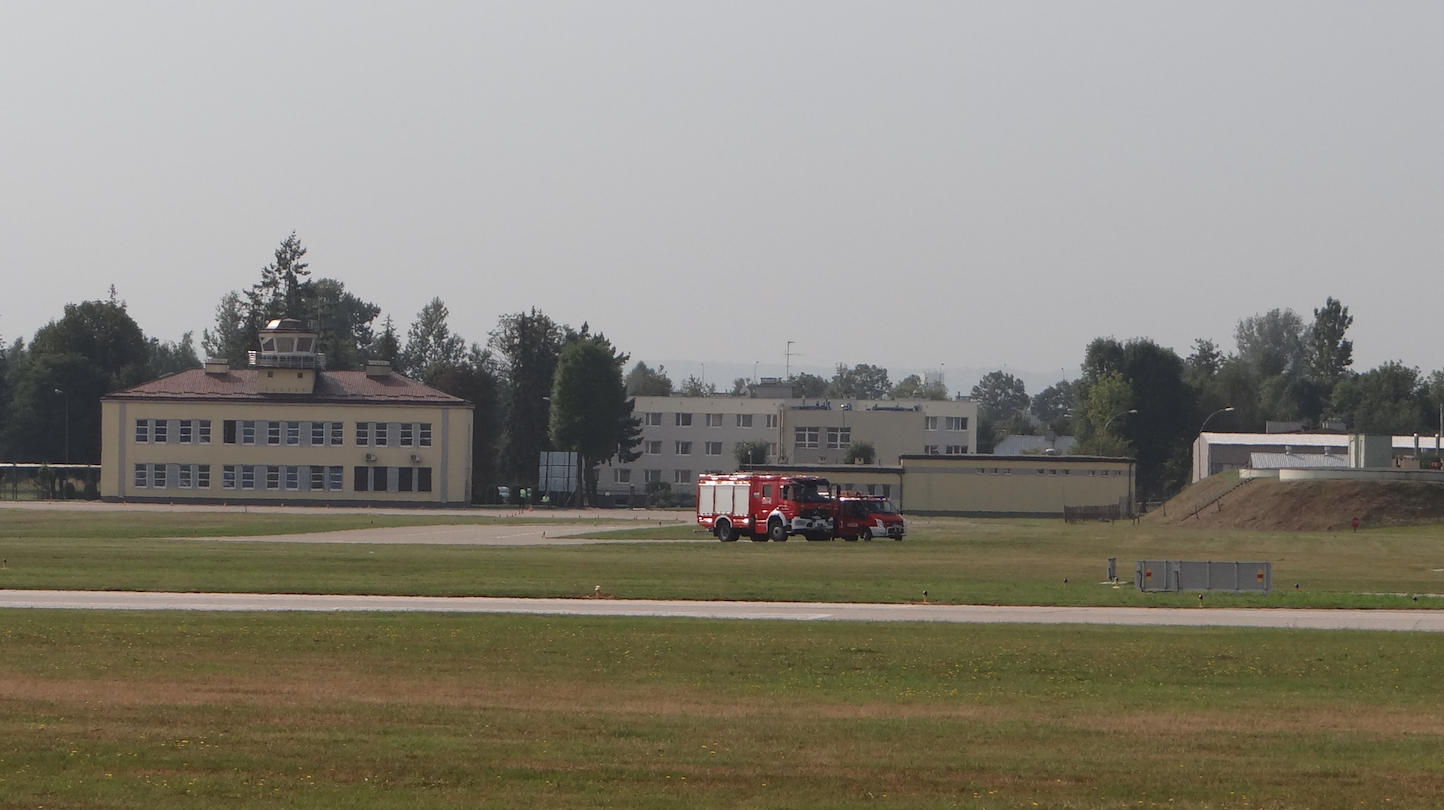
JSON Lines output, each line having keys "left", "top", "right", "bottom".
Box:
{"left": 1144, "top": 476, "right": 1444, "bottom": 531}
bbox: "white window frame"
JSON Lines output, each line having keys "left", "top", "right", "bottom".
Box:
{"left": 285, "top": 466, "right": 300, "bottom": 491}
{"left": 286, "top": 422, "right": 300, "bottom": 446}
{"left": 330, "top": 422, "right": 344, "bottom": 446}
{"left": 675, "top": 441, "right": 692, "bottom": 456}
{"left": 198, "top": 420, "right": 211, "bottom": 445}
{"left": 241, "top": 465, "right": 255, "bottom": 490}
{"left": 673, "top": 469, "right": 691, "bottom": 484}
{"left": 355, "top": 422, "right": 370, "bottom": 446}
{"left": 924, "top": 445, "right": 940, "bottom": 455}
{"left": 197, "top": 464, "right": 210, "bottom": 489}
{"left": 310, "top": 466, "right": 325, "bottom": 490}
{"left": 401, "top": 424, "right": 414, "bottom": 447}
{"left": 266, "top": 466, "right": 280, "bottom": 491}
{"left": 179, "top": 420, "right": 193, "bottom": 444}
{"left": 795, "top": 427, "right": 819, "bottom": 449}
{"left": 766, "top": 414, "right": 779, "bottom": 428}
{"left": 675, "top": 413, "right": 692, "bottom": 427}
{"left": 614, "top": 469, "right": 632, "bottom": 483}
{"left": 134, "top": 463, "right": 148, "bottom": 488}
{"left": 925, "top": 416, "right": 939, "bottom": 431}
{"left": 826, "top": 427, "right": 851, "bottom": 449}
{"left": 222, "top": 465, "right": 237, "bottom": 490}
{"left": 644, "top": 469, "right": 661, "bottom": 484}
{"left": 153, "top": 421, "right": 168, "bottom": 444}
{"left": 152, "top": 463, "right": 167, "bottom": 488}
{"left": 311, "top": 422, "right": 326, "bottom": 446}
{"left": 736, "top": 413, "right": 753, "bottom": 428}
{"left": 945, "top": 445, "right": 968, "bottom": 455}
{"left": 267, "top": 421, "right": 281, "bottom": 446}
{"left": 328, "top": 466, "right": 344, "bottom": 491}
{"left": 645, "top": 412, "right": 663, "bottom": 426}
{"left": 705, "top": 442, "right": 723, "bottom": 455}
{"left": 946, "top": 416, "right": 967, "bottom": 431}
{"left": 178, "top": 465, "right": 193, "bottom": 489}
{"left": 135, "top": 420, "right": 150, "bottom": 444}
{"left": 374, "top": 422, "right": 389, "bottom": 447}
{"left": 645, "top": 441, "right": 662, "bottom": 455}
{"left": 242, "top": 421, "right": 256, "bottom": 445}
{"left": 705, "top": 413, "right": 723, "bottom": 427}
{"left": 419, "top": 423, "right": 432, "bottom": 447}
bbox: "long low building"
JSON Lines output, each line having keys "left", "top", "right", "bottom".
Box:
{"left": 746, "top": 454, "right": 1136, "bottom": 518}
{"left": 1193, "top": 432, "right": 1444, "bottom": 483}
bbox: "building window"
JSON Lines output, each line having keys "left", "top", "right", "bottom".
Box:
{"left": 645, "top": 441, "right": 662, "bottom": 455}
{"left": 199, "top": 420, "right": 211, "bottom": 445}
{"left": 178, "top": 465, "right": 193, "bottom": 489}
{"left": 311, "top": 422, "right": 326, "bottom": 446}
{"left": 675, "top": 441, "right": 692, "bottom": 455}
{"left": 923, "top": 445, "right": 940, "bottom": 455}
{"left": 355, "top": 422, "right": 370, "bottom": 446}
{"left": 398, "top": 467, "right": 414, "bottom": 492}
{"left": 644, "top": 469, "right": 661, "bottom": 484}
{"left": 401, "top": 424, "right": 414, "bottom": 446}
{"left": 135, "top": 420, "right": 150, "bottom": 444}
{"left": 826, "top": 427, "right": 851, "bottom": 449}
{"left": 223, "top": 420, "right": 237, "bottom": 444}
{"left": 946, "top": 416, "right": 968, "bottom": 431}
{"left": 945, "top": 445, "right": 968, "bottom": 455}
{"left": 241, "top": 466, "right": 255, "bottom": 490}
{"left": 768, "top": 442, "right": 778, "bottom": 457}
{"left": 328, "top": 466, "right": 343, "bottom": 491}
{"left": 675, "top": 413, "right": 692, "bottom": 427}
{"left": 267, "top": 422, "right": 281, "bottom": 446}
{"left": 705, "top": 442, "right": 723, "bottom": 455}
{"left": 134, "top": 464, "right": 147, "bottom": 488}
{"left": 418, "top": 467, "right": 432, "bottom": 492}
{"left": 373, "top": 466, "right": 388, "bottom": 492}
{"left": 673, "top": 469, "right": 691, "bottom": 484}
{"left": 330, "top": 423, "right": 344, "bottom": 446}
{"left": 925, "top": 416, "right": 939, "bottom": 431}
{"left": 311, "top": 466, "right": 325, "bottom": 490}
{"left": 222, "top": 465, "right": 236, "bottom": 490}
{"left": 285, "top": 466, "right": 300, "bottom": 490}
{"left": 196, "top": 464, "right": 210, "bottom": 489}
{"left": 736, "top": 413, "right": 753, "bottom": 428}
{"left": 795, "top": 427, "right": 820, "bottom": 449}
{"left": 645, "top": 412, "right": 663, "bottom": 426}
{"left": 354, "top": 466, "right": 368, "bottom": 492}
{"left": 179, "top": 420, "right": 193, "bottom": 444}
{"left": 374, "top": 423, "right": 389, "bottom": 447}
{"left": 614, "top": 469, "right": 632, "bottom": 484}
{"left": 766, "top": 414, "right": 778, "bottom": 428}
{"left": 286, "top": 422, "right": 300, "bottom": 446}
{"left": 154, "top": 421, "right": 168, "bottom": 444}
{"left": 419, "top": 423, "right": 432, "bottom": 447}
{"left": 152, "top": 463, "right": 167, "bottom": 488}
{"left": 705, "top": 413, "right": 723, "bottom": 427}
{"left": 242, "top": 421, "right": 256, "bottom": 445}
{"left": 261, "top": 466, "right": 277, "bottom": 490}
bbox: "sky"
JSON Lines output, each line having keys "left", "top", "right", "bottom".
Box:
{"left": 3, "top": 2, "right": 1442, "bottom": 396}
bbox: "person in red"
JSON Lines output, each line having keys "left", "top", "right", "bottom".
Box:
{"left": 1351, "top": 516, "right": 1361, "bottom": 533}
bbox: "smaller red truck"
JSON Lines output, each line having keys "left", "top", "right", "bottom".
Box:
{"left": 834, "top": 492, "right": 907, "bottom": 541}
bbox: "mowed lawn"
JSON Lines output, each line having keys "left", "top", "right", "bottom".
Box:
{"left": 4, "top": 508, "right": 1444, "bottom": 608}
{"left": 3, "top": 611, "right": 1444, "bottom": 809}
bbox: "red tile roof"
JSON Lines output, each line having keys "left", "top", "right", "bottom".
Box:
{"left": 105, "top": 369, "right": 472, "bottom": 407}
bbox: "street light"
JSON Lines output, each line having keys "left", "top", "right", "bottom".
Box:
{"left": 1200, "top": 406, "right": 1235, "bottom": 433}
{"left": 1102, "top": 408, "right": 1138, "bottom": 434}
{"left": 53, "top": 388, "right": 69, "bottom": 464}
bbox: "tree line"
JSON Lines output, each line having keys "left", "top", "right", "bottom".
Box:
{"left": 624, "top": 361, "right": 949, "bottom": 401}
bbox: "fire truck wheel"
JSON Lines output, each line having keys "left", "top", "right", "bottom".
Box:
{"left": 860, "top": 528, "right": 874, "bottom": 542}
{"left": 715, "top": 520, "right": 737, "bottom": 542}
{"left": 767, "top": 519, "right": 787, "bottom": 542}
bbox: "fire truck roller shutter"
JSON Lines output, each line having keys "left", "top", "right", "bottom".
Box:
{"left": 699, "top": 481, "right": 716, "bottom": 516}
{"left": 732, "top": 484, "right": 750, "bottom": 517}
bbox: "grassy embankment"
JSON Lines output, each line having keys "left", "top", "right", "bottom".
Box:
{"left": 3, "top": 611, "right": 1444, "bottom": 809}
{"left": 4, "top": 508, "right": 1444, "bottom": 608}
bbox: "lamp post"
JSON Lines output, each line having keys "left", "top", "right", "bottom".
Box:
{"left": 1200, "top": 406, "right": 1235, "bottom": 433}
{"left": 1102, "top": 408, "right": 1138, "bottom": 434}
{"left": 53, "top": 388, "right": 69, "bottom": 463}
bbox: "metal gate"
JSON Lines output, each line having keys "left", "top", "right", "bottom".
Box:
{"left": 1135, "top": 560, "right": 1271, "bottom": 594}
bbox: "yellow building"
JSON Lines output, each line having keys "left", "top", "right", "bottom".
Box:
{"left": 100, "top": 319, "right": 473, "bottom": 505}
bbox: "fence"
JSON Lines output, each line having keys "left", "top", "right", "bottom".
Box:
{"left": 1135, "top": 560, "right": 1272, "bottom": 594}
{"left": 0, "top": 464, "right": 101, "bottom": 501}
{"left": 1063, "top": 504, "right": 1122, "bottom": 523}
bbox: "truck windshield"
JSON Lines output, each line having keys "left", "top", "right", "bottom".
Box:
{"left": 790, "top": 481, "right": 831, "bottom": 502}
{"left": 863, "top": 500, "right": 900, "bottom": 515}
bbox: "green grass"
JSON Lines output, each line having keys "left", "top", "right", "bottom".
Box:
{"left": 5, "top": 510, "right": 1444, "bottom": 608}
{"left": 2, "top": 611, "right": 1443, "bottom": 808}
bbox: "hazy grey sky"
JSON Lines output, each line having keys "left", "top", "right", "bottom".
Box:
{"left": 3, "top": 1, "right": 1442, "bottom": 392}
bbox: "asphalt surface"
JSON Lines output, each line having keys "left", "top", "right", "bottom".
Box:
{"left": 0, "top": 500, "right": 684, "bottom": 521}
{"left": 4, "top": 590, "right": 1444, "bottom": 631}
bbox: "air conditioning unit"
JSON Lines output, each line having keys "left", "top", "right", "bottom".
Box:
{"left": 364, "top": 453, "right": 377, "bottom": 462}
{"left": 409, "top": 454, "right": 422, "bottom": 463}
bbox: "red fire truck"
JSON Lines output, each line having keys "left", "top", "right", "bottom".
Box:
{"left": 696, "top": 473, "right": 837, "bottom": 542}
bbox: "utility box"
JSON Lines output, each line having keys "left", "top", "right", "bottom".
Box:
{"left": 1349, "top": 434, "right": 1393, "bottom": 468}
{"left": 1136, "top": 560, "right": 1271, "bottom": 594}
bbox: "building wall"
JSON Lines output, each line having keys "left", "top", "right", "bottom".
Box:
{"left": 101, "top": 399, "right": 472, "bottom": 504}
{"left": 900, "top": 455, "right": 1135, "bottom": 517}
{"left": 601, "top": 396, "right": 977, "bottom": 498}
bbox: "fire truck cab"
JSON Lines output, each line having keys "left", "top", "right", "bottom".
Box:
{"left": 835, "top": 492, "right": 907, "bottom": 541}
{"left": 696, "top": 473, "right": 836, "bottom": 542}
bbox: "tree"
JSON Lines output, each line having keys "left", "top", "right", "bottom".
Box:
{"left": 679, "top": 375, "right": 715, "bottom": 397}
{"left": 1184, "top": 338, "right": 1223, "bottom": 384}
{"left": 730, "top": 377, "right": 750, "bottom": 396}
{"left": 30, "top": 297, "right": 151, "bottom": 390}
{"left": 970, "top": 371, "right": 1029, "bottom": 424}
{"left": 400, "top": 298, "right": 466, "bottom": 384}
{"left": 790, "top": 372, "right": 828, "bottom": 398}
{"left": 891, "top": 374, "right": 948, "bottom": 400}
{"left": 1306, "top": 296, "right": 1354, "bottom": 386}
{"left": 1072, "top": 371, "right": 1135, "bottom": 458}
{"left": 428, "top": 344, "right": 502, "bottom": 503}
{"left": 734, "top": 440, "right": 771, "bottom": 466}
{"left": 828, "top": 363, "right": 891, "bottom": 399}
{"left": 1329, "top": 362, "right": 1423, "bottom": 434}
{"left": 1235, "top": 308, "right": 1306, "bottom": 381}
{"left": 201, "top": 291, "right": 250, "bottom": 366}
{"left": 624, "top": 362, "right": 672, "bottom": 396}
{"left": 550, "top": 333, "right": 630, "bottom": 506}
{"left": 0, "top": 352, "right": 110, "bottom": 463}
{"left": 489, "top": 308, "right": 567, "bottom": 487}
{"left": 1076, "top": 337, "right": 1195, "bottom": 497}
{"left": 1030, "top": 380, "right": 1075, "bottom": 427}
{"left": 149, "top": 332, "right": 201, "bottom": 377}
{"left": 844, "top": 441, "right": 876, "bottom": 465}
{"left": 310, "top": 278, "right": 381, "bottom": 371}
{"left": 374, "top": 315, "right": 402, "bottom": 367}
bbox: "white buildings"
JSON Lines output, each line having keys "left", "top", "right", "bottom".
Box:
{"left": 599, "top": 394, "right": 977, "bottom": 503}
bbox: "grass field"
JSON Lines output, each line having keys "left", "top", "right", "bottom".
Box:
{"left": 4, "top": 508, "right": 1444, "bottom": 608}
{"left": 3, "top": 611, "right": 1443, "bottom": 808}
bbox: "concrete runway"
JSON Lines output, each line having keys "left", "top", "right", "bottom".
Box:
{"left": 4, "top": 590, "right": 1444, "bottom": 631}
{"left": 184, "top": 523, "right": 709, "bottom": 545}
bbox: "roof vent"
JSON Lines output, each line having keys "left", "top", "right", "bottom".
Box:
{"left": 365, "top": 360, "right": 391, "bottom": 377}
{"left": 204, "top": 359, "right": 230, "bottom": 374}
